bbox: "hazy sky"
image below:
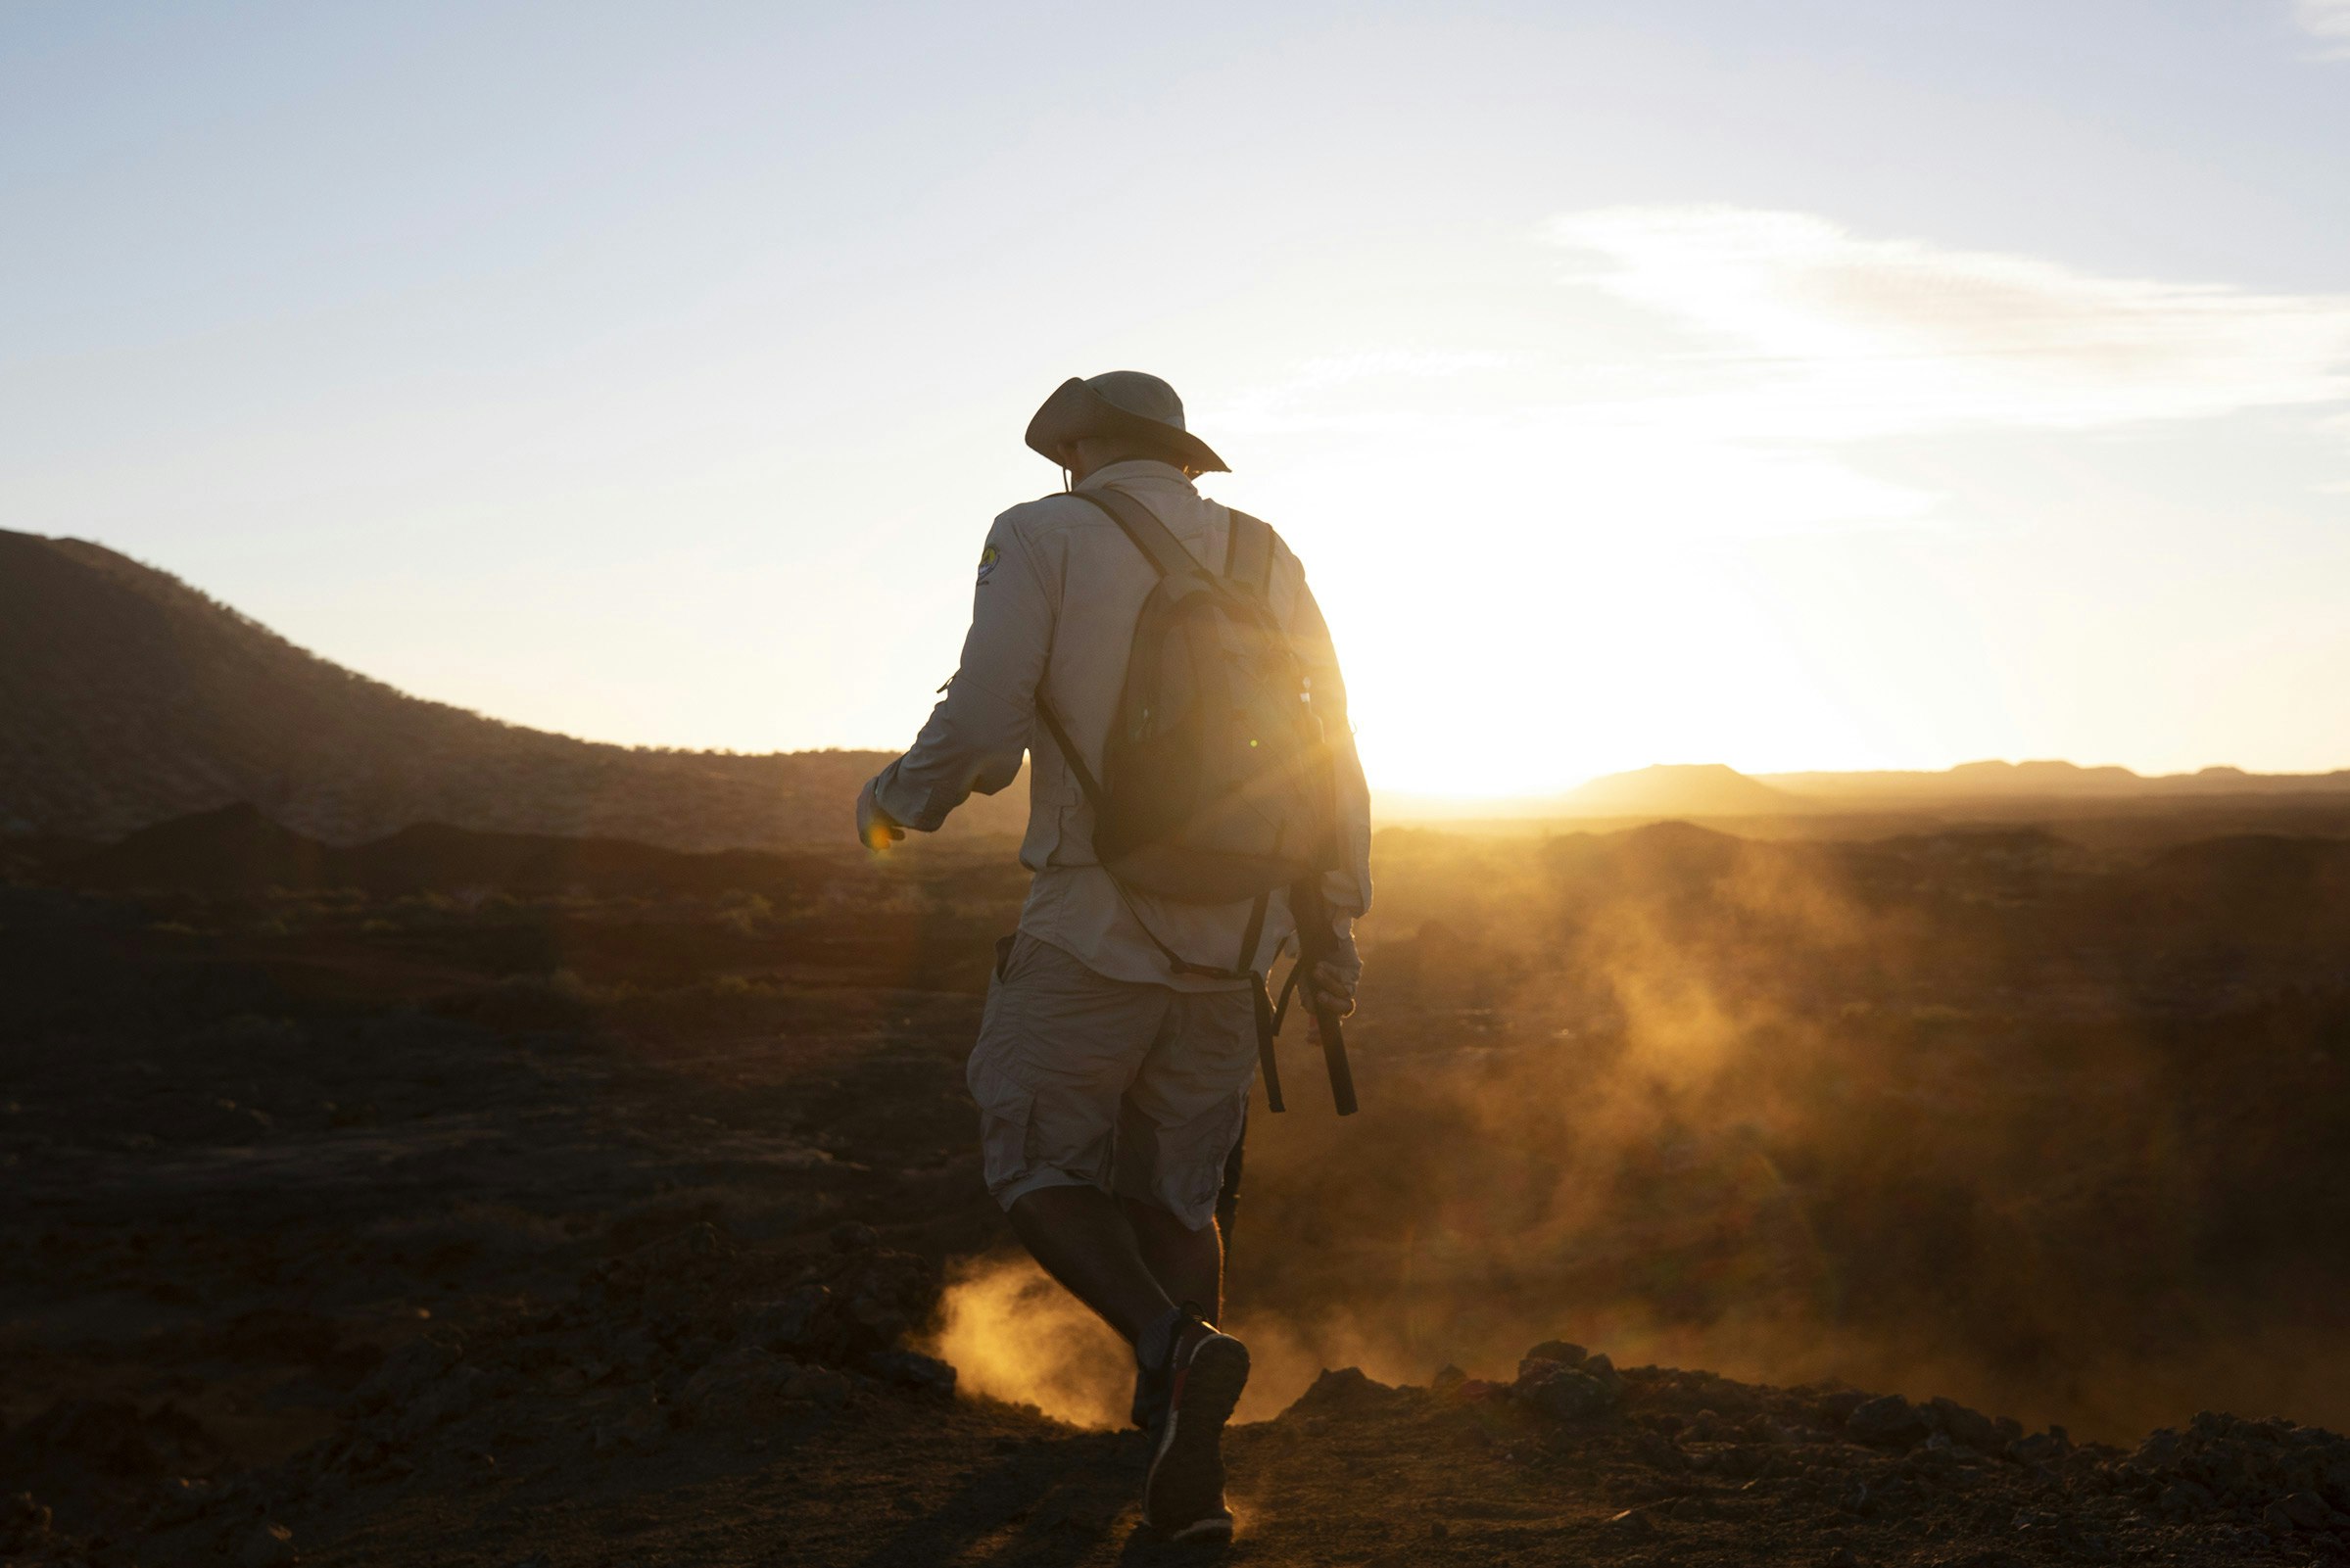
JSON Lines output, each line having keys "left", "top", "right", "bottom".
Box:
{"left": 7, "top": 2, "right": 2349, "bottom": 794}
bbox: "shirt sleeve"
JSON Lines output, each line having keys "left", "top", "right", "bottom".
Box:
{"left": 868, "top": 513, "right": 1053, "bottom": 832}
{"left": 1292, "top": 574, "right": 1374, "bottom": 919}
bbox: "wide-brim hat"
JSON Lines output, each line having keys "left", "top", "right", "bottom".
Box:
{"left": 1024, "top": 370, "right": 1229, "bottom": 474}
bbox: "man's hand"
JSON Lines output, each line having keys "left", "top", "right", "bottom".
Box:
{"left": 1303, "top": 920, "right": 1361, "bottom": 1042}
{"left": 1310, "top": 962, "right": 1357, "bottom": 1016}
{"left": 856, "top": 777, "right": 905, "bottom": 852}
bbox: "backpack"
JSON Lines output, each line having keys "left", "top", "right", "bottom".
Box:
{"left": 1033, "top": 486, "right": 1340, "bottom": 973}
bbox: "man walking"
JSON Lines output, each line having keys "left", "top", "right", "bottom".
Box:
{"left": 856, "top": 371, "right": 1372, "bottom": 1539}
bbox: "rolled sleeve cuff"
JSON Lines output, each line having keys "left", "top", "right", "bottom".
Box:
{"left": 869, "top": 760, "right": 948, "bottom": 833}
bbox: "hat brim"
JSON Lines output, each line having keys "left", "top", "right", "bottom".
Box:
{"left": 1024, "top": 378, "right": 1229, "bottom": 473}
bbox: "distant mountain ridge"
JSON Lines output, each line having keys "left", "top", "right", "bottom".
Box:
{"left": 41, "top": 800, "right": 846, "bottom": 898}
{"left": 1559, "top": 762, "right": 1798, "bottom": 816}
{"left": 15, "top": 528, "right": 2348, "bottom": 849}
{"left": 0, "top": 530, "right": 1024, "bottom": 850}
{"left": 1761, "top": 758, "right": 2350, "bottom": 801}
{"left": 1376, "top": 757, "right": 2350, "bottom": 824}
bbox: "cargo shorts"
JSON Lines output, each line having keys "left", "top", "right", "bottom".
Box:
{"left": 967, "top": 931, "right": 1257, "bottom": 1232}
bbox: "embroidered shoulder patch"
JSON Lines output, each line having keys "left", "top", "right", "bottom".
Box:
{"left": 976, "top": 545, "right": 1000, "bottom": 584}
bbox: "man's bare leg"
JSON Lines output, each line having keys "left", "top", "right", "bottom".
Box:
{"left": 1010, "top": 1187, "right": 1243, "bottom": 1539}
{"left": 1123, "top": 1195, "right": 1223, "bottom": 1323}
{"left": 1007, "top": 1187, "right": 1223, "bottom": 1351}
{"left": 1006, "top": 1185, "right": 1176, "bottom": 1346}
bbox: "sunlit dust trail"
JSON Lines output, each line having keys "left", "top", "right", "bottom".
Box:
{"left": 922, "top": 1255, "right": 1131, "bottom": 1430}
{"left": 924, "top": 1253, "right": 1439, "bottom": 1428}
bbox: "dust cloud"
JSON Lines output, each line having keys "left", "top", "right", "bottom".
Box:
{"left": 922, "top": 1255, "right": 1134, "bottom": 1430}
{"left": 923, "top": 1253, "right": 1428, "bottom": 1430}
{"left": 931, "top": 822, "right": 2350, "bottom": 1442}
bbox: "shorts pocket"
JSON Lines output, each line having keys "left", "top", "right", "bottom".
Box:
{"left": 1135, "top": 1083, "right": 1249, "bottom": 1226}
{"left": 967, "top": 1057, "right": 1038, "bottom": 1199}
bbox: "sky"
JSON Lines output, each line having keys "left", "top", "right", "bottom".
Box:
{"left": 5, "top": 1, "right": 2349, "bottom": 796}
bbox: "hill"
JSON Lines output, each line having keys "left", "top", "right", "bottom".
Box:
{"left": 1556, "top": 762, "right": 1800, "bottom": 817}
{"left": 1764, "top": 757, "right": 2350, "bottom": 804}
{"left": 41, "top": 801, "right": 843, "bottom": 899}
{"left": 0, "top": 531, "right": 1021, "bottom": 850}
{"left": 1379, "top": 757, "right": 2350, "bottom": 828}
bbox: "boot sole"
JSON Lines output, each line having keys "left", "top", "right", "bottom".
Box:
{"left": 1143, "top": 1334, "right": 1250, "bottom": 1537}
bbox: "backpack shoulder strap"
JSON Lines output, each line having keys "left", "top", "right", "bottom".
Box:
{"left": 1223, "top": 508, "right": 1274, "bottom": 595}
{"left": 1068, "top": 487, "right": 1206, "bottom": 582}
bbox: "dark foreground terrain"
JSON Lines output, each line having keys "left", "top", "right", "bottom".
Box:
{"left": 7, "top": 806, "right": 2350, "bottom": 1566}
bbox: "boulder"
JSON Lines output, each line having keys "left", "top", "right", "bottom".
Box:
{"left": 1515, "top": 1364, "right": 1618, "bottom": 1422}
{"left": 864, "top": 1350, "right": 956, "bottom": 1397}
{"left": 829, "top": 1221, "right": 880, "bottom": 1253}
{"left": 1287, "top": 1367, "right": 1402, "bottom": 1416}
{"left": 1927, "top": 1396, "right": 2001, "bottom": 1453}
{"left": 679, "top": 1348, "right": 852, "bottom": 1423}
{"left": 745, "top": 1285, "right": 836, "bottom": 1354}
{"left": 1843, "top": 1394, "right": 1928, "bottom": 1449}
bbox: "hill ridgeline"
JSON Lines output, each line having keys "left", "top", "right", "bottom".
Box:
{"left": 0, "top": 530, "right": 1020, "bottom": 850}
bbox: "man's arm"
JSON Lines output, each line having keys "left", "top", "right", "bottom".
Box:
{"left": 863, "top": 513, "right": 1053, "bottom": 838}
{"left": 1292, "top": 574, "right": 1372, "bottom": 1012}
{"left": 1294, "top": 576, "right": 1372, "bottom": 922}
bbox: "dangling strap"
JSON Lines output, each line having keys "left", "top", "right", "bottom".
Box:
{"left": 1271, "top": 959, "right": 1303, "bottom": 1033}
{"left": 1253, "top": 973, "right": 1285, "bottom": 1114}
{"left": 1233, "top": 888, "right": 1271, "bottom": 975}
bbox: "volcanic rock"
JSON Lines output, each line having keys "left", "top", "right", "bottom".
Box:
{"left": 1288, "top": 1367, "right": 1405, "bottom": 1416}
{"left": 864, "top": 1350, "right": 956, "bottom": 1397}
{"left": 1844, "top": 1393, "right": 1929, "bottom": 1448}
{"left": 679, "top": 1348, "right": 852, "bottom": 1424}
{"left": 1927, "top": 1395, "right": 2000, "bottom": 1452}
{"left": 745, "top": 1285, "right": 836, "bottom": 1354}
{"left": 1515, "top": 1358, "right": 1620, "bottom": 1422}
{"left": 2114, "top": 1412, "right": 2350, "bottom": 1525}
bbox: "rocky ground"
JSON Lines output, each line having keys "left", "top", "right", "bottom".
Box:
{"left": 5, "top": 985, "right": 2345, "bottom": 1568}
{"left": 7, "top": 824, "right": 2350, "bottom": 1566}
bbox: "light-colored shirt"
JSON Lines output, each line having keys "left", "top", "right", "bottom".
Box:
{"left": 869, "top": 459, "right": 1373, "bottom": 990}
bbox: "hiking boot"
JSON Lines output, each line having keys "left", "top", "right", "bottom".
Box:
{"left": 1140, "top": 1310, "right": 1250, "bottom": 1541}
{"left": 1130, "top": 1355, "right": 1168, "bottom": 1433}
{"left": 1128, "top": 1302, "right": 1193, "bottom": 1433}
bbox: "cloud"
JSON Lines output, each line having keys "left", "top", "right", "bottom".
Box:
{"left": 1548, "top": 207, "right": 2350, "bottom": 443}
{"left": 1213, "top": 208, "right": 2350, "bottom": 549}
{"left": 2298, "top": 0, "right": 2350, "bottom": 52}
